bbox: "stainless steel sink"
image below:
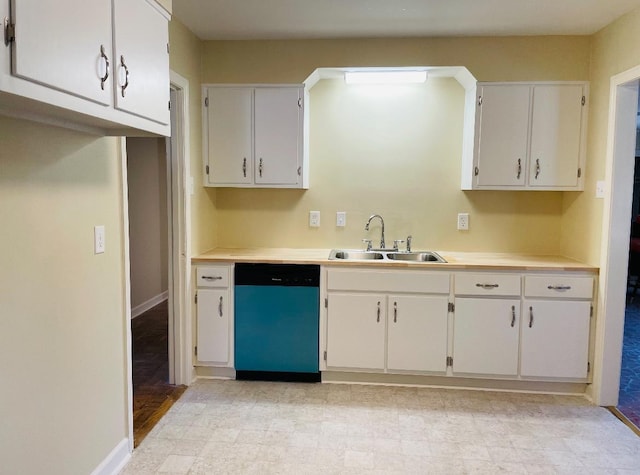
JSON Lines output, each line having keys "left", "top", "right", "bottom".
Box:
{"left": 329, "top": 250, "right": 385, "bottom": 260}
{"left": 386, "top": 251, "right": 445, "bottom": 262}
{"left": 328, "top": 249, "right": 446, "bottom": 263}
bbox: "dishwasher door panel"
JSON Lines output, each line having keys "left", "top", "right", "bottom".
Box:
{"left": 234, "top": 285, "right": 320, "bottom": 373}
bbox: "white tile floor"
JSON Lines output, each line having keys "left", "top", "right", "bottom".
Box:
{"left": 121, "top": 380, "right": 640, "bottom": 474}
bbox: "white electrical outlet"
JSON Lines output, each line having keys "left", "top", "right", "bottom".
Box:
{"left": 457, "top": 213, "right": 469, "bottom": 231}
{"left": 309, "top": 211, "right": 321, "bottom": 227}
{"left": 336, "top": 211, "right": 346, "bottom": 227}
{"left": 94, "top": 225, "right": 105, "bottom": 254}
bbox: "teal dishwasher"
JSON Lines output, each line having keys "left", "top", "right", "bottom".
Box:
{"left": 234, "top": 263, "right": 320, "bottom": 382}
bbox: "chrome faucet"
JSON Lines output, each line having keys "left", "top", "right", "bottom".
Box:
{"left": 406, "top": 235, "right": 412, "bottom": 252}
{"left": 365, "top": 214, "right": 385, "bottom": 249}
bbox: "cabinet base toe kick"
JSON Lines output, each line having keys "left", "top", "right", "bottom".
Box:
{"left": 321, "top": 371, "right": 589, "bottom": 395}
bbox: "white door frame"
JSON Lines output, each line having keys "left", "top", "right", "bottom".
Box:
{"left": 168, "top": 70, "right": 194, "bottom": 387}
{"left": 594, "top": 65, "right": 640, "bottom": 406}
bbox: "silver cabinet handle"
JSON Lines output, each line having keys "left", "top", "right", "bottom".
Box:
{"left": 516, "top": 158, "right": 521, "bottom": 180}
{"left": 511, "top": 305, "right": 516, "bottom": 327}
{"left": 529, "top": 306, "right": 534, "bottom": 328}
{"left": 259, "top": 158, "right": 263, "bottom": 177}
{"left": 119, "top": 55, "right": 129, "bottom": 97}
{"left": 547, "top": 285, "right": 572, "bottom": 291}
{"left": 476, "top": 283, "right": 499, "bottom": 289}
{"left": 376, "top": 301, "right": 381, "bottom": 323}
{"left": 393, "top": 301, "right": 397, "bottom": 323}
{"left": 202, "top": 275, "right": 223, "bottom": 281}
{"left": 242, "top": 157, "right": 247, "bottom": 177}
{"left": 535, "top": 159, "right": 540, "bottom": 179}
{"left": 99, "top": 45, "right": 109, "bottom": 91}
{"left": 218, "top": 296, "right": 223, "bottom": 317}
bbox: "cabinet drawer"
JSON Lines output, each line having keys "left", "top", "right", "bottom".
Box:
{"left": 454, "top": 273, "right": 521, "bottom": 296}
{"left": 327, "top": 269, "right": 450, "bottom": 294}
{"left": 524, "top": 275, "right": 593, "bottom": 299}
{"left": 197, "top": 266, "right": 230, "bottom": 288}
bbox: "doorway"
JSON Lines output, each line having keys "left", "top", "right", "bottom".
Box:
{"left": 597, "top": 66, "right": 640, "bottom": 412}
{"left": 124, "top": 74, "right": 193, "bottom": 447}
{"left": 617, "top": 99, "right": 640, "bottom": 431}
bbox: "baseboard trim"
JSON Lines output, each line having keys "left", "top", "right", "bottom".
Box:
{"left": 91, "top": 438, "right": 131, "bottom": 475}
{"left": 131, "top": 291, "right": 168, "bottom": 319}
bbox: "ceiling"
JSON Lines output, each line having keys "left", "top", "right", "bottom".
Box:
{"left": 172, "top": 0, "right": 640, "bottom": 40}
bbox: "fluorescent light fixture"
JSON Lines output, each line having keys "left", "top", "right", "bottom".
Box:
{"left": 344, "top": 70, "right": 428, "bottom": 85}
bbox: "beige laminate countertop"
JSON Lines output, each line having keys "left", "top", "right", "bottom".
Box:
{"left": 192, "top": 248, "right": 598, "bottom": 273}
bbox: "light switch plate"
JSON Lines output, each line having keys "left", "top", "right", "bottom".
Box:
{"left": 94, "top": 225, "right": 105, "bottom": 254}
{"left": 596, "top": 180, "right": 605, "bottom": 199}
{"left": 309, "top": 211, "right": 321, "bottom": 227}
{"left": 336, "top": 211, "right": 346, "bottom": 227}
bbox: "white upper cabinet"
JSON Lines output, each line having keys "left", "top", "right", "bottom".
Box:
{"left": 11, "top": 0, "right": 113, "bottom": 105}
{"left": 113, "top": 0, "right": 170, "bottom": 125}
{"left": 528, "top": 85, "right": 584, "bottom": 188}
{"left": 203, "top": 85, "right": 307, "bottom": 188}
{"left": 254, "top": 87, "right": 302, "bottom": 186}
{"left": 474, "top": 85, "right": 530, "bottom": 188}
{"left": 204, "top": 87, "right": 253, "bottom": 185}
{"left": 1, "top": 0, "right": 170, "bottom": 136}
{"left": 465, "top": 82, "right": 587, "bottom": 191}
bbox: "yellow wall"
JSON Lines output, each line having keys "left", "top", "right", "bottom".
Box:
{"left": 0, "top": 118, "right": 128, "bottom": 474}
{"left": 561, "top": 8, "right": 640, "bottom": 265}
{"left": 170, "top": 19, "right": 218, "bottom": 255}
{"left": 203, "top": 36, "right": 590, "bottom": 252}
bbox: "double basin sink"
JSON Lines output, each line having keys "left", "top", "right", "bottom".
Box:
{"left": 328, "top": 249, "right": 446, "bottom": 263}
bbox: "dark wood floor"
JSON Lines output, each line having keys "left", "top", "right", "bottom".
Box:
{"left": 132, "top": 299, "right": 186, "bottom": 447}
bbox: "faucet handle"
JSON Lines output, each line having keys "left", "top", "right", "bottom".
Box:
{"left": 362, "top": 239, "right": 373, "bottom": 251}
{"left": 406, "top": 235, "right": 412, "bottom": 252}
{"left": 393, "top": 239, "right": 405, "bottom": 251}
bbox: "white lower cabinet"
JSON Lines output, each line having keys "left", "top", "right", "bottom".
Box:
{"left": 521, "top": 300, "right": 591, "bottom": 379}
{"left": 197, "top": 288, "right": 230, "bottom": 364}
{"left": 452, "top": 298, "right": 520, "bottom": 376}
{"left": 387, "top": 295, "right": 448, "bottom": 373}
{"left": 324, "top": 268, "right": 450, "bottom": 374}
{"left": 326, "top": 293, "right": 386, "bottom": 370}
{"left": 196, "top": 265, "right": 233, "bottom": 367}
{"left": 452, "top": 272, "right": 522, "bottom": 377}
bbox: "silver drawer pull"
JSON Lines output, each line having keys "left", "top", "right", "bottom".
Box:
{"left": 202, "top": 275, "right": 223, "bottom": 281}
{"left": 510, "top": 305, "right": 516, "bottom": 327}
{"left": 547, "top": 285, "right": 571, "bottom": 291}
{"left": 394, "top": 301, "right": 397, "bottom": 323}
{"left": 529, "top": 306, "right": 534, "bottom": 328}
{"left": 377, "top": 301, "right": 381, "bottom": 323}
{"left": 476, "top": 283, "right": 499, "bottom": 289}
{"left": 218, "top": 296, "right": 223, "bottom": 317}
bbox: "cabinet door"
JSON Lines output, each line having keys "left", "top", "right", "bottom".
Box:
{"left": 113, "top": 0, "right": 170, "bottom": 124}
{"left": 254, "top": 87, "right": 302, "bottom": 185}
{"left": 475, "top": 85, "right": 530, "bottom": 187}
{"left": 196, "top": 288, "right": 230, "bottom": 364}
{"left": 528, "top": 85, "right": 584, "bottom": 188}
{"left": 11, "top": 0, "right": 113, "bottom": 105}
{"left": 453, "top": 298, "right": 520, "bottom": 376}
{"left": 205, "top": 87, "right": 253, "bottom": 185}
{"left": 521, "top": 300, "right": 590, "bottom": 379}
{"left": 387, "top": 295, "right": 448, "bottom": 373}
{"left": 326, "top": 293, "right": 385, "bottom": 370}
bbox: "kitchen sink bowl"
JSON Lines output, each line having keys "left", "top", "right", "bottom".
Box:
{"left": 386, "top": 251, "right": 446, "bottom": 262}
{"left": 329, "top": 250, "right": 385, "bottom": 260}
{"left": 328, "top": 249, "right": 446, "bottom": 263}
